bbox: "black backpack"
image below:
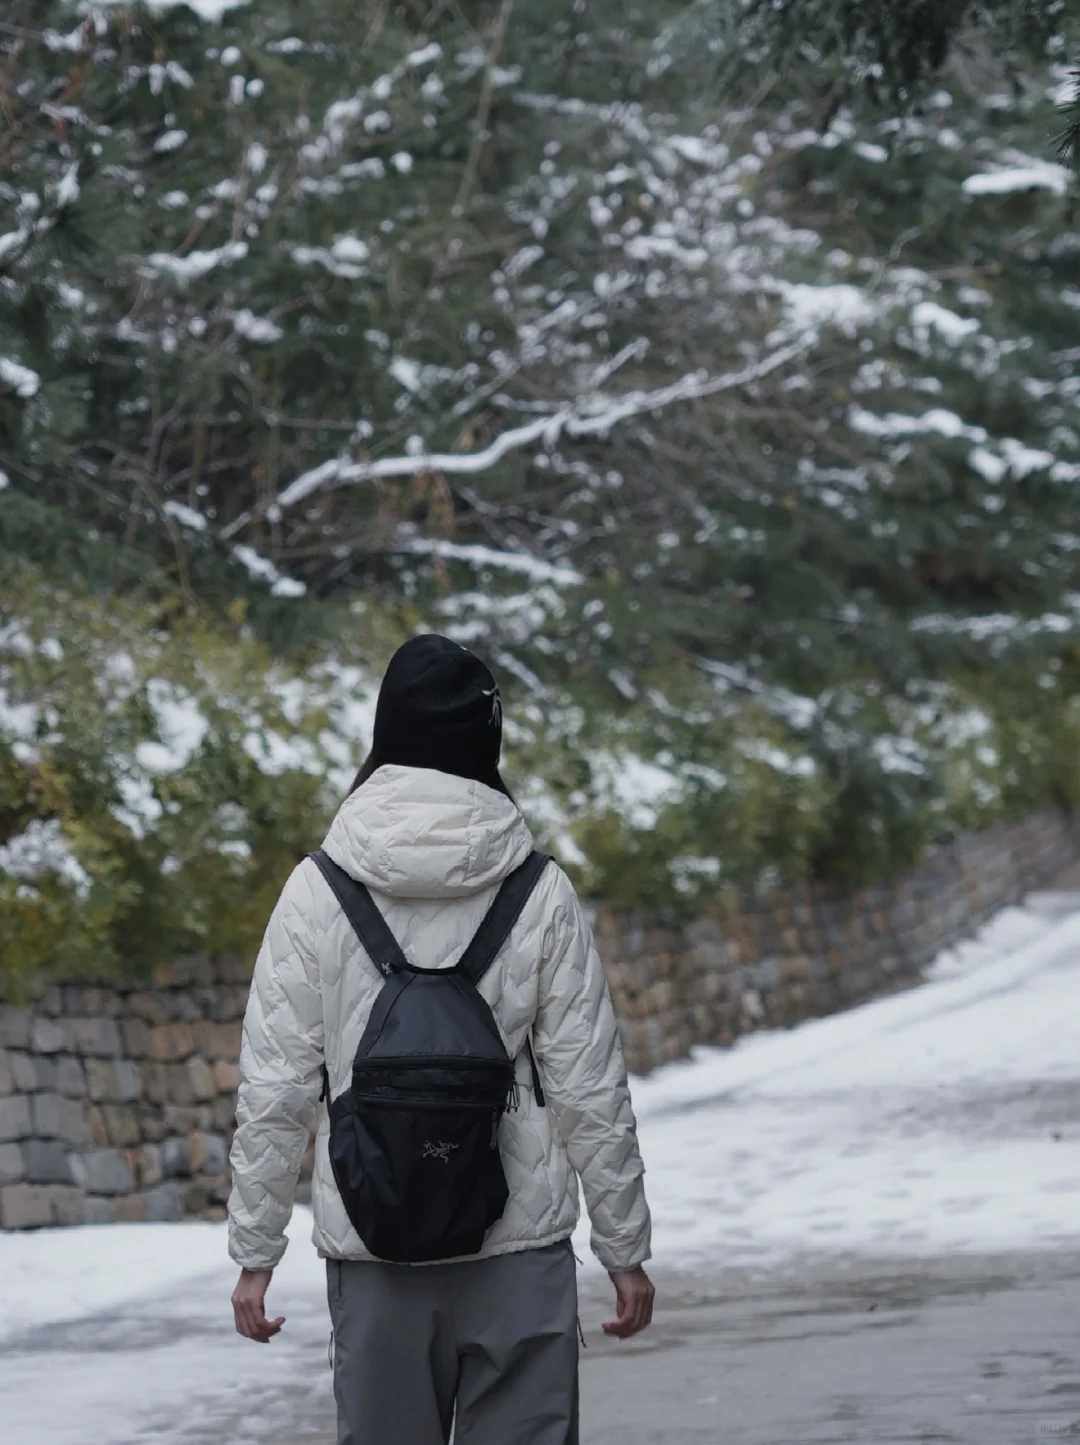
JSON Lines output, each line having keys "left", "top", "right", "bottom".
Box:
{"left": 309, "top": 847, "right": 551, "bottom": 1264}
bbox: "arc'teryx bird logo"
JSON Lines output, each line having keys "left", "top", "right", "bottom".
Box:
{"left": 422, "top": 1140, "right": 459, "bottom": 1164}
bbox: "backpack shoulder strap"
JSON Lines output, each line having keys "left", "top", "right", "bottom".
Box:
{"left": 457, "top": 849, "right": 553, "bottom": 988}
{"left": 307, "top": 850, "right": 409, "bottom": 979}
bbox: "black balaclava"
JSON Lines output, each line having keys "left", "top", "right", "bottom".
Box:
{"left": 370, "top": 634, "right": 503, "bottom": 789}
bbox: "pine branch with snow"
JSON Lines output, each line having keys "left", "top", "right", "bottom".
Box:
{"left": 1057, "top": 70, "right": 1080, "bottom": 165}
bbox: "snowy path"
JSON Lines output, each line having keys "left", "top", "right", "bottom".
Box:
{"left": 636, "top": 890, "right": 1080, "bottom": 1268}
{"left": 2, "top": 892, "right": 1080, "bottom": 1443}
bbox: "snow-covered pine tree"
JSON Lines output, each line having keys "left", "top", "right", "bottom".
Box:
{"left": 2, "top": 0, "right": 1080, "bottom": 983}
{"left": 732, "top": 0, "right": 1079, "bottom": 147}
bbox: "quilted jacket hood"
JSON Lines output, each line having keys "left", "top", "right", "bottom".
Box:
{"left": 321, "top": 765, "right": 533, "bottom": 900}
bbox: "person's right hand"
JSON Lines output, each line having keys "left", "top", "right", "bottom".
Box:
{"left": 232, "top": 1267, "right": 284, "bottom": 1344}
{"left": 603, "top": 1265, "right": 655, "bottom": 1339}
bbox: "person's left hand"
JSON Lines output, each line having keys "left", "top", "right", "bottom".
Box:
{"left": 603, "top": 1265, "right": 655, "bottom": 1339}
{"left": 232, "top": 1267, "right": 284, "bottom": 1343}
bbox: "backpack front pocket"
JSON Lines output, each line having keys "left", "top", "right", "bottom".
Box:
{"left": 327, "top": 1089, "right": 510, "bottom": 1263}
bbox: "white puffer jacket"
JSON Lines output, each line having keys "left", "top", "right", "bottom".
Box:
{"left": 227, "top": 765, "right": 651, "bottom": 1273}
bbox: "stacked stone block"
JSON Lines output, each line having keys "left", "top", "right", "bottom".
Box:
{"left": 598, "top": 808, "right": 1080, "bottom": 1074}
{"left": 0, "top": 959, "right": 248, "bottom": 1230}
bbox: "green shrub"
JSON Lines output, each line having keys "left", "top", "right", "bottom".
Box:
{"left": 0, "top": 565, "right": 378, "bottom": 993}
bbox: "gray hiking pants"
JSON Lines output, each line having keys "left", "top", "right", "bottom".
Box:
{"left": 326, "top": 1239, "right": 580, "bottom": 1445}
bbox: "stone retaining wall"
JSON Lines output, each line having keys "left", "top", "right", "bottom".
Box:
{"left": 598, "top": 808, "right": 1080, "bottom": 1074}
{"left": 2, "top": 808, "right": 1078, "bottom": 1228}
{"left": 0, "top": 962, "right": 248, "bottom": 1229}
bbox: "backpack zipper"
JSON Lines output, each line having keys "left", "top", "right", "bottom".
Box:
{"left": 352, "top": 1093, "right": 505, "bottom": 1112}
{"left": 352, "top": 1054, "right": 511, "bottom": 1071}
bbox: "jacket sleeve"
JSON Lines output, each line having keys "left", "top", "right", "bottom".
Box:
{"left": 228, "top": 862, "right": 324, "bottom": 1270}
{"left": 532, "top": 867, "right": 652, "bottom": 1271}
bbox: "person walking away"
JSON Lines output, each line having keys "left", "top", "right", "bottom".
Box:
{"left": 227, "top": 634, "right": 653, "bottom": 1444}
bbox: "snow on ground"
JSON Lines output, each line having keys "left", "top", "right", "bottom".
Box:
{"left": 0, "top": 1212, "right": 235, "bottom": 1347}
{"left": 2, "top": 891, "right": 1080, "bottom": 1441}
{"left": 0, "top": 1211, "right": 325, "bottom": 1445}
{"left": 618, "top": 895, "right": 1080, "bottom": 1270}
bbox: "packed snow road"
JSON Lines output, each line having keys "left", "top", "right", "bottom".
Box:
{"left": 2, "top": 891, "right": 1080, "bottom": 1444}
